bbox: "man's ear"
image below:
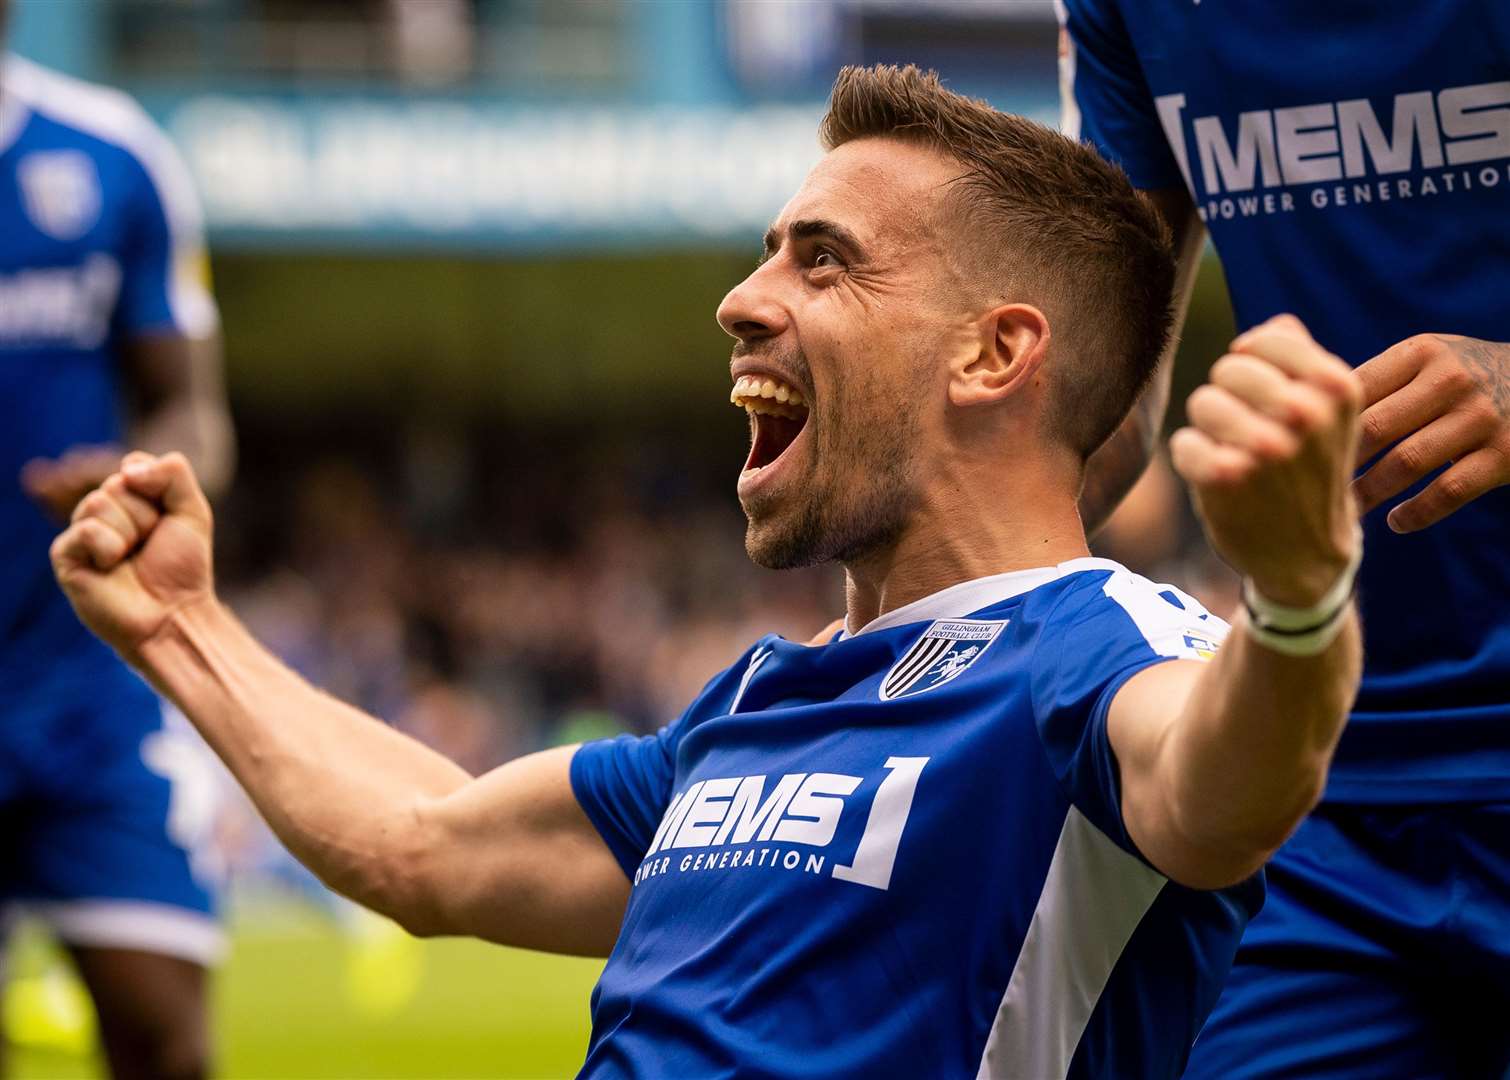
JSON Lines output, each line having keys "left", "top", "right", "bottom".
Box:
{"left": 948, "top": 303, "right": 1051, "bottom": 407}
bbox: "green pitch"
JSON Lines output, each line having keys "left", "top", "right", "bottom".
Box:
{"left": 7, "top": 909, "right": 604, "bottom": 1079}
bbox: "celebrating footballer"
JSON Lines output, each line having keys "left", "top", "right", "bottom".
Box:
{"left": 52, "top": 67, "right": 1366, "bottom": 1078}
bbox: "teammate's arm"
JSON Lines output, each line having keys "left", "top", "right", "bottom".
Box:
{"left": 122, "top": 332, "right": 235, "bottom": 499}
{"left": 21, "top": 125, "right": 234, "bottom": 517}
{"left": 1078, "top": 189, "right": 1204, "bottom": 535}
{"left": 49, "top": 453, "right": 629, "bottom": 955}
{"left": 20, "top": 335, "right": 232, "bottom": 520}
{"left": 1106, "top": 315, "right": 1364, "bottom": 890}
{"left": 22, "top": 332, "right": 234, "bottom": 519}
{"left": 115, "top": 130, "right": 234, "bottom": 501}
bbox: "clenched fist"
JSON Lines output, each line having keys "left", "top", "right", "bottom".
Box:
{"left": 1170, "top": 314, "right": 1363, "bottom": 608}
{"left": 50, "top": 451, "right": 216, "bottom": 663}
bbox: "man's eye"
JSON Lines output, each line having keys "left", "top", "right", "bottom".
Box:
{"left": 813, "top": 249, "right": 841, "bottom": 269}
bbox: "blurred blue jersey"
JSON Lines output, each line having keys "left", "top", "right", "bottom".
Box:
{"left": 571, "top": 560, "right": 1261, "bottom": 1080}
{"left": 0, "top": 54, "right": 217, "bottom": 706}
{"left": 1059, "top": 0, "right": 1510, "bottom": 801}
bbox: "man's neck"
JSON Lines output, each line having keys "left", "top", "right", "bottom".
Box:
{"left": 842, "top": 471, "right": 1090, "bottom": 634}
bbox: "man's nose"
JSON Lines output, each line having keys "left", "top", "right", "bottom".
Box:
{"left": 716, "top": 264, "right": 789, "bottom": 343}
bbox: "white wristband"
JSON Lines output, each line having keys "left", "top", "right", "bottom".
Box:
{"left": 1239, "top": 604, "right": 1352, "bottom": 657}
{"left": 1241, "top": 531, "right": 1362, "bottom": 658}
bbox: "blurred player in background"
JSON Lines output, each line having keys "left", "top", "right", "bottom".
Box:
{"left": 1059, "top": 3, "right": 1510, "bottom": 1076}
{"left": 0, "top": 0, "right": 234, "bottom": 1074}
{"left": 51, "top": 67, "right": 1364, "bottom": 1078}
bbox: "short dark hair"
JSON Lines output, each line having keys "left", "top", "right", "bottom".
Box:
{"left": 820, "top": 64, "right": 1176, "bottom": 460}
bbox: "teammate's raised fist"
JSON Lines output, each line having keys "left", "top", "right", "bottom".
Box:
{"left": 50, "top": 450, "right": 216, "bottom": 662}
{"left": 1170, "top": 314, "right": 1363, "bottom": 608}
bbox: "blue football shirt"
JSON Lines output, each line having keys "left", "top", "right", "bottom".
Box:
{"left": 1058, "top": 0, "right": 1510, "bottom": 801}
{"left": 571, "top": 559, "right": 1262, "bottom": 1080}
{"left": 0, "top": 54, "right": 217, "bottom": 705}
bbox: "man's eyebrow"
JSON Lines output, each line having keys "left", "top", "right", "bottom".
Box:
{"left": 759, "top": 219, "right": 867, "bottom": 264}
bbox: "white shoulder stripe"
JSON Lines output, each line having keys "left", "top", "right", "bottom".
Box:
{"left": 4, "top": 54, "right": 150, "bottom": 151}
{"left": 0, "top": 83, "right": 27, "bottom": 156}
{"left": 976, "top": 807, "right": 1166, "bottom": 1079}
{"left": 1101, "top": 569, "right": 1230, "bottom": 660}
{"left": 728, "top": 646, "right": 773, "bottom": 714}
{"left": 3, "top": 54, "right": 217, "bottom": 337}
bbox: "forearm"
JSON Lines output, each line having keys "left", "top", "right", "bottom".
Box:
{"left": 128, "top": 333, "right": 235, "bottom": 498}
{"left": 136, "top": 597, "right": 470, "bottom": 919}
{"left": 1163, "top": 609, "right": 1361, "bottom": 879}
{"left": 132, "top": 399, "right": 234, "bottom": 499}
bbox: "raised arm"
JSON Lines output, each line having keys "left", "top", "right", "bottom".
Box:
{"left": 1079, "top": 186, "right": 1205, "bottom": 534}
{"left": 50, "top": 452, "right": 628, "bottom": 955}
{"left": 1107, "top": 315, "right": 1364, "bottom": 890}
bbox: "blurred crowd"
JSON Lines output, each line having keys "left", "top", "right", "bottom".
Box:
{"left": 214, "top": 425, "right": 838, "bottom": 777}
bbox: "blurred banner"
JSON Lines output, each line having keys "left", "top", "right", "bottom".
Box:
{"left": 151, "top": 93, "right": 1063, "bottom": 248}
{"left": 151, "top": 96, "right": 828, "bottom": 248}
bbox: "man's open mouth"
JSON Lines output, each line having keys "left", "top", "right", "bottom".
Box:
{"left": 730, "top": 374, "right": 811, "bottom": 474}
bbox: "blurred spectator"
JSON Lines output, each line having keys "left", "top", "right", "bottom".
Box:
{"left": 387, "top": 0, "right": 474, "bottom": 86}
{"left": 219, "top": 435, "right": 839, "bottom": 775}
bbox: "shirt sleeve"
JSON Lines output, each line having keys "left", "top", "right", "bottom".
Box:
{"left": 570, "top": 642, "right": 769, "bottom": 878}
{"left": 570, "top": 720, "right": 685, "bottom": 879}
{"left": 115, "top": 121, "right": 219, "bottom": 340}
{"left": 1056, "top": 0, "right": 1188, "bottom": 191}
{"left": 1030, "top": 570, "right": 1229, "bottom": 858}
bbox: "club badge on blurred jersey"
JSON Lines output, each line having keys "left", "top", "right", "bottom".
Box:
{"left": 18, "top": 150, "right": 102, "bottom": 241}
{"left": 880, "top": 619, "right": 1007, "bottom": 701}
{"left": 1182, "top": 632, "right": 1219, "bottom": 661}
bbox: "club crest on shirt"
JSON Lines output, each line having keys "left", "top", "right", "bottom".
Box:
{"left": 1182, "top": 632, "right": 1219, "bottom": 660}
{"left": 18, "top": 150, "right": 102, "bottom": 241}
{"left": 879, "top": 619, "right": 1006, "bottom": 701}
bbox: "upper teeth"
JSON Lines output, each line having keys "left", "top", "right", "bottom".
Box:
{"left": 730, "top": 374, "right": 807, "bottom": 418}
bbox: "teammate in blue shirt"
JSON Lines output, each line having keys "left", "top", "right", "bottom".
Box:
{"left": 1058, "top": 3, "right": 1510, "bottom": 1075}
{"left": 49, "top": 66, "right": 1364, "bottom": 1078}
{"left": 0, "top": 19, "right": 233, "bottom": 1080}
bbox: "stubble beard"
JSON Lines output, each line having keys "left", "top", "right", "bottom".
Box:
{"left": 743, "top": 397, "right": 920, "bottom": 571}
